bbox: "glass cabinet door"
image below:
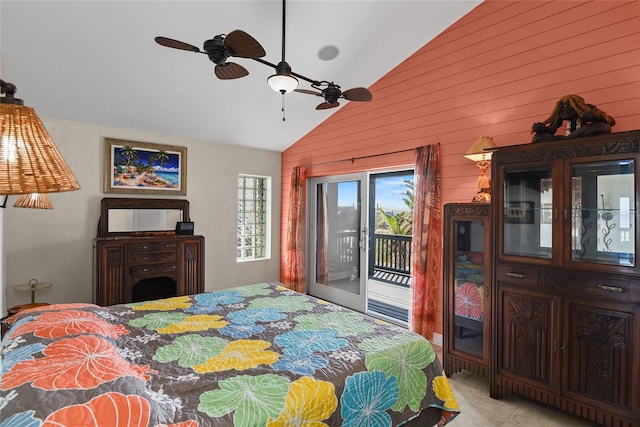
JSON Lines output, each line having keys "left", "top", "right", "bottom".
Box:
{"left": 451, "top": 218, "right": 486, "bottom": 359}
{"left": 570, "top": 158, "right": 635, "bottom": 267}
{"left": 502, "top": 167, "right": 553, "bottom": 259}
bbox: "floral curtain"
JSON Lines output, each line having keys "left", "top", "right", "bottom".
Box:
{"left": 283, "top": 166, "right": 306, "bottom": 293}
{"left": 316, "top": 183, "right": 329, "bottom": 285}
{"left": 411, "top": 144, "right": 442, "bottom": 340}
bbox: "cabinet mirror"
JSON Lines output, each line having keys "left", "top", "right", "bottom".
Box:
{"left": 108, "top": 209, "right": 183, "bottom": 233}
{"left": 97, "top": 197, "right": 190, "bottom": 237}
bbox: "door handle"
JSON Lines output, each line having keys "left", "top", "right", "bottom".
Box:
{"left": 360, "top": 227, "right": 367, "bottom": 251}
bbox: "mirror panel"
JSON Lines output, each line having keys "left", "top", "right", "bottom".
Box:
{"left": 98, "top": 198, "right": 190, "bottom": 236}
{"left": 108, "top": 209, "right": 183, "bottom": 233}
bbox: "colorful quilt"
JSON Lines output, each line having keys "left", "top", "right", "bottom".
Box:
{"left": 1, "top": 283, "right": 459, "bottom": 426}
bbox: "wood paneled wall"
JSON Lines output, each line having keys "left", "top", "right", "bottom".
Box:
{"left": 280, "top": 1, "right": 640, "bottom": 335}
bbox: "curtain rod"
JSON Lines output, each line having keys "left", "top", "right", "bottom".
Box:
{"left": 303, "top": 147, "right": 416, "bottom": 168}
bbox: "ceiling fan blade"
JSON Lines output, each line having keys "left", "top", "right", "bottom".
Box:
{"left": 155, "top": 36, "right": 201, "bottom": 53}
{"left": 342, "top": 87, "right": 372, "bottom": 102}
{"left": 294, "top": 89, "right": 322, "bottom": 96}
{"left": 215, "top": 62, "right": 249, "bottom": 80}
{"left": 224, "top": 30, "right": 266, "bottom": 58}
{"left": 316, "top": 101, "right": 340, "bottom": 110}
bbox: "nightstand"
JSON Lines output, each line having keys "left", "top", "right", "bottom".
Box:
{"left": 1, "top": 302, "right": 50, "bottom": 338}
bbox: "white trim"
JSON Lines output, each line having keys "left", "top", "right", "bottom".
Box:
{"left": 430, "top": 332, "right": 443, "bottom": 347}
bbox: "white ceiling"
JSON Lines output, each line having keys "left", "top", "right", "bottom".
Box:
{"left": 1, "top": 1, "right": 479, "bottom": 152}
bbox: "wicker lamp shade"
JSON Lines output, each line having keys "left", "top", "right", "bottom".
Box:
{"left": 464, "top": 136, "right": 497, "bottom": 162}
{"left": 14, "top": 193, "right": 54, "bottom": 209}
{"left": 1, "top": 103, "right": 80, "bottom": 195}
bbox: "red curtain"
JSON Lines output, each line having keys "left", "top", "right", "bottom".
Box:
{"left": 315, "top": 183, "right": 329, "bottom": 285}
{"left": 283, "top": 166, "right": 306, "bottom": 293}
{"left": 411, "top": 144, "right": 442, "bottom": 340}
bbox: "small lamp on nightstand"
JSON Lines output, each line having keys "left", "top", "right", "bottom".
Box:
{"left": 13, "top": 279, "right": 52, "bottom": 304}
{"left": 464, "top": 136, "right": 497, "bottom": 203}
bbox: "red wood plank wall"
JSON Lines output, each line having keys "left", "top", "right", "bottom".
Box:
{"left": 280, "top": 1, "right": 640, "bottom": 336}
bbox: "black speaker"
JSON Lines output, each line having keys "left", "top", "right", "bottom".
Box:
{"left": 175, "top": 221, "right": 194, "bottom": 235}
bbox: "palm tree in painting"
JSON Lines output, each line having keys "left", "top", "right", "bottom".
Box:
{"left": 119, "top": 145, "right": 138, "bottom": 173}
{"left": 151, "top": 150, "right": 170, "bottom": 168}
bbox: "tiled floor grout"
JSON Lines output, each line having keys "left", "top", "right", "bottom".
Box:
{"left": 433, "top": 346, "right": 600, "bottom": 426}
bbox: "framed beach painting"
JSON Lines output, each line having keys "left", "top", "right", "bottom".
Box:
{"left": 103, "top": 138, "right": 187, "bottom": 195}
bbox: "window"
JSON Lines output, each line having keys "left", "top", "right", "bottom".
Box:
{"left": 237, "top": 174, "right": 271, "bottom": 261}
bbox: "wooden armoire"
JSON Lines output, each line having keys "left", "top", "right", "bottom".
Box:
{"left": 490, "top": 130, "right": 640, "bottom": 426}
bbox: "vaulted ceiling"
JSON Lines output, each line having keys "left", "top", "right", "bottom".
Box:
{"left": 0, "top": 1, "right": 480, "bottom": 152}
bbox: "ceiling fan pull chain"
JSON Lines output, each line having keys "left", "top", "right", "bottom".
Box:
{"left": 282, "top": 94, "right": 286, "bottom": 121}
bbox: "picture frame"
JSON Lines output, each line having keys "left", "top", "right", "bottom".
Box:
{"left": 103, "top": 138, "right": 187, "bottom": 195}
{"left": 505, "top": 201, "right": 534, "bottom": 224}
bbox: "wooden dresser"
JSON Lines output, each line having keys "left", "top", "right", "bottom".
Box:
{"left": 490, "top": 130, "right": 640, "bottom": 426}
{"left": 94, "top": 198, "right": 204, "bottom": 306}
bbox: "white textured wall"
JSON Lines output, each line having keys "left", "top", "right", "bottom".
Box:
{"left": 3, "top": 118, "right": 281, "bottom": 309}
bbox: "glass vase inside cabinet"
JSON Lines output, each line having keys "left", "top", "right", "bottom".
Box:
{"left": 443, "top": 203, "right": 491, "bottom": 377}
{"left": 569, "top": 157, "right": 636, "bottom": 269}
{"left": 501, "top": 166, "right": 553, "bottom": 261}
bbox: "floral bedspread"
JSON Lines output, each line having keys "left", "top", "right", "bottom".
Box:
{"left": 1, "top": 283, "right": 459, "bottom": 426}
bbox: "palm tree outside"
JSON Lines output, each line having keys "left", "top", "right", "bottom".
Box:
{"left": 373, "top": 174, "right": 414, "bottom": 275}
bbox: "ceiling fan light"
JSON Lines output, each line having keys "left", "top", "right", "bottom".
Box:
{"left": 268, "top": 73, "right": 298, "bottom": 94}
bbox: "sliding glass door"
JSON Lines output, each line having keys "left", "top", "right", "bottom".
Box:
{"left": 308, "top": 174, "right": 367, "bottom": 312}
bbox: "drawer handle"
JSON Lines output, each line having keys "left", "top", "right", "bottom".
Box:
{"left": 506, "top": 272, "right": 527, "bottom": 279}
{"left": 597, "top": 284, "right": 625, "bottom": 293}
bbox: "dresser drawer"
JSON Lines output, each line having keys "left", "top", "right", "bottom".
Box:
{"left": 130, "top": 252, "right": 177, "bottom": 265}
{"left": 583, "top": 276, "right": 640, "bottom": 303}
{"left": 131, "top": 263, "right": 178, "bottom": 276}
{"left": 496, "top": 265, "right": 539, "bottom": 288}
{"left": 130, "top": 241, "right": 178, "bottom": 253}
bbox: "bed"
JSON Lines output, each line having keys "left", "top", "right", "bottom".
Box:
{"left": 453, "top": 252, "right": 485, "bottom": 337}
{"left": 1, "top": 283, "right": 459, "bottom": 426}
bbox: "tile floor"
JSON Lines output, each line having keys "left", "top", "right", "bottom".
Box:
{"left": 434, "top": 346, "right": 600, "bottom": 426}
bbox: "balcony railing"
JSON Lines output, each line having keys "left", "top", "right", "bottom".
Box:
{"left": 370, "top": 233, "right": 412, "bottom": 286}
{"left": 331, "top": 231, "right": 412, "bottom": 287}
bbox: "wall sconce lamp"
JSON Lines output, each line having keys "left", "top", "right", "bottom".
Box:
{"left": 1, "top": 79, "right": 80, "bottom": 209}
{"left": 464, "top": 136, "right": 497, "bottom": 203}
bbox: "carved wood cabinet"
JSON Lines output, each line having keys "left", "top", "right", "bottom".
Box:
{"left": 491, "top": 130, "right": 640, "bottom": 426}
{"left": 443, "top": 203, "right": 491, "bottom": 378}
{"left": 94, "top": 235, "right": 204, "bottom": 306}
{"left": 94, "top": 198, "right": 204, "bottom": 306}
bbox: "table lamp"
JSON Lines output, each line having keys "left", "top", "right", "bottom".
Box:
{"left": 464, "top": 136, "right": 497, "bottom": 202}
{"left": 13, "top": 279, "right": 52, "bottom": 304}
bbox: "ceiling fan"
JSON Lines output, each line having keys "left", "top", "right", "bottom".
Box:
{"left": 154, "top": 30, "right": 266, "bottom": 80}
{"left": 251, "top": 0, "right": 373, "bottom": 110}
{"left": 294, "top": 81, "right": 373, "bottom": 110}
{"left": 154, "top": 0, "right": 372, "bottom": 111}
